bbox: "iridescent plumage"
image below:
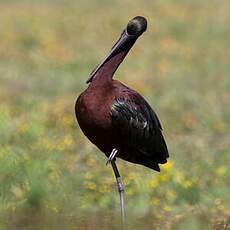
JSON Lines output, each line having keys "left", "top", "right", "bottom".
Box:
{"left": 75, "top": 16, "right": 169, "bottom": 172}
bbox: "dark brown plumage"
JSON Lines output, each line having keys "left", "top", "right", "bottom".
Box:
{"left": 75, "top": 16, "right": 169, "bottom": 171}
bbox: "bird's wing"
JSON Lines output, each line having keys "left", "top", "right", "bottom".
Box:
{"left": 110, "top": 93, "right": 169, "bottom": 164}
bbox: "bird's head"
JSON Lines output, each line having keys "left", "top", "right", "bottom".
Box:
{"left": 126, "top": 16, "right": 147, "bottom": 36}
{"left": 86, "top": 16, "right": 148, "bottom": 84}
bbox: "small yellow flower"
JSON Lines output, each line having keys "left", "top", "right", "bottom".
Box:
{"left": 158, "top": 173, "right": 170, "bottom": 182}
{"left": 58, "top": 136, "right": 73, "bottom": 150}
{"left": 151, "top": 197, "right": 160, "bottom": 206}
{"left": 63, "top": 115, "right": 73, "bottom": 126}
{"left": 215, "top": 198, "right": 221, "bottom": 205}
{"left": 127, "top": 172, "right": 138, "bottom": 180}
{"left": 126, "top": 188, "right": 134, "bottom": 196}
{"left": 182, "top": 179, "right": 193, "bottom": 189}
{"left": 216, "top": 166, "right": 226, "bottom": 176}
{"left": 86, "top": 157, "right": 96, "bottom": 167}
{"left": 18, "top": 123, "right": 29, "bottom": 134}
{"left": 161, "top": 161, "right": 173, "bottom": 171}
{"left": 166, "top": 190, "right": 177, "bottom": 202}
{"left": 148, "top": 177, "right": 159, "bottom": 188}
{"left": 51, "top": 206, "right": 59, "bottom": 213}
{"left": 85, "top": 172, "right": 93, "bottom": 180}
{"left": 49, "top": 170, "right": 60, "bottom": 184}
{"left": 0, "top": 145, "right": 11, "bottom": 159}
{"left": 99, "top": 184, "right": 109, "bottom": 193}
{"left": 163, "top": 205, "right": 172, "bottom": 212}
{"left": 46, "top": 141, "right": 55, "bottom": 151}
{"left": 11, "top": 186, "right": 23, "bottom": 198}
{"left": 217, "top": 205, "right": 224, "bottom": 210}
{"left": 80, "top": 195, "right": 88, "bottom": 208}
{"left": 175, "top": 170, "right": 184, "bottom": 184}
{"left": 84, "top": 181, "right": 97, "bottom": 190}
{"left": 48, "top": 162, "right": 60, "bottom": 184}
{"left": 63, "top": 136, "right": 73, "bottom": 147}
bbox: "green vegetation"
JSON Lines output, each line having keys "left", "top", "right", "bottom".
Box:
{"left": 0, "top": 0, "right": 229, "bottom": 229}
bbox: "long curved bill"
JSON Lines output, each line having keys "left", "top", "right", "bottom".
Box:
{"left": 86, "top": 30, "right": 134, "bottom": 84}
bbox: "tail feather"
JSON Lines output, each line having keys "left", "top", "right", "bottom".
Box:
{"left": 154, "top": 132, "right": 169, "bottom": 164}
{"left": 141, "top": 159, "right": 160, "bottom": 172}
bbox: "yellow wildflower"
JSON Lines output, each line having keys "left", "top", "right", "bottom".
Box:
{"left": 18, "top": 123, "right": 28, "bottom": 134}
{"left": 166, "top": 190, "right": 177, "bottom": 202}
{"left": 0, "top": 145, "right": 11, "bottom": 159}
{"left": 51, "top": 206, "right": 59, "bottom": 213}
{"left": 63, "top": 115, "right": 73, "bottom": 126}
{"left": 99, "top": 184, "right": 109, "bottom": 193}
{"left": 182, "top": 179, "right": 193, "bottom": 189}
{"left": 63, "top": 136, "right": 73, "bottom": 147}
{"left": 158, "top": 173, "right": 170, "bottom": 182}
{"left": 148, "top": 177, "right": 159, "bottom": 188}
{"left": 86, "top": 157, "right": 96, "bottom": 167}
{"left": 11, "top": 186, "right": 23, "bottom": 199}
{"left": 175, "top": 170, "right": 184, "bottom": 184}
{"left": 163, "top": 205, "right": 172, "bottom": 212}
{"left": 49, "top": 170, "right": 60, "bottom": 184}
{"left": 161, "top": 161, "right": 173, "bottom": 171}
{"left": 46, "top": 141, "right": 55, "bottom": 151}
{"left": 126, "top": 188, "right": 134, "bottom": 196}
{"left": 80, "top": 195, "right": 88, "bottom": 208}
{"left": 48, "top": 162, "right": 60, "bottom": 184}
{"left": 85, "top": 172, "right": 93, "bottom": 180}
{"left": 84, "top": 181, "right": 97, "bottom": 190}
{"left": 215, "top": 198, "right": 221, "bottom": 205}
{"left": 216, "top": 166, "right": 226, "bottom": 176}
{"left": 151, "top": 197, "right": 160, "bottom": 206}
{"left": 127, "top": 171, "right": 139, "bottom": 180}
{"left": 58, "top": 136, "right": 73, "bottom": 150}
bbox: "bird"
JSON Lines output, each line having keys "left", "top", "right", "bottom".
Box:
{"left": 75, "top": 16, "right": 169, "bottom": 228}
{"left": 75, "top": 16, "right": 169, "bottom": 172}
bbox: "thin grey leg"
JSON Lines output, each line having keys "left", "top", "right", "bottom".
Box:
{"left": 111, "top": 159, "right": 125, "bottom": 230}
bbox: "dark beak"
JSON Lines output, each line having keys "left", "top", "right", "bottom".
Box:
{"left": 86, "top": 30, "right": 135, "bottom": 83}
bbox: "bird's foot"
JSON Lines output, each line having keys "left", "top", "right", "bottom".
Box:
{"left": 106, "top": 148, "right": 118, "bottom": 165}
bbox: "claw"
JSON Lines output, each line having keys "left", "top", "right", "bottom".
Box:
{"left": 106, "top": 149, "right": 118, "bottom": 165}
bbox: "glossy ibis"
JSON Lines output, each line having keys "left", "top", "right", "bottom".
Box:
{"left": 75, "top": 16, "right": 169, "bottom": 227}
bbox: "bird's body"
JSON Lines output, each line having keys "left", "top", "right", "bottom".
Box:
{"left": 75, "top": 16, "right": 169, "bottom": 172}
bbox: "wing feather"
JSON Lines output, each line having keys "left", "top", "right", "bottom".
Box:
{"left": 110, "top": 96, "right": 169, "bottom": 164}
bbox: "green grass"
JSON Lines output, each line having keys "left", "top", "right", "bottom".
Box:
{"left": 0, "top": 0, "right": 229, "bottom": 229}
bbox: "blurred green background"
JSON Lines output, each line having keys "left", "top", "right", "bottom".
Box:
{"left": 0, "top": 0, "right": 229, "bottom": 229}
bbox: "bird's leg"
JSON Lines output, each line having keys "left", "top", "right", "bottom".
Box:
{"left": 106, "top": 148, "right": 118, "bottom": 165}
{"left": 111, "top": 158, "right": 125, "bottom": 230}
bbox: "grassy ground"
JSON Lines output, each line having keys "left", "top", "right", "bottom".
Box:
{"left": 0, "top": 0, "right": 229, "bottom": 229}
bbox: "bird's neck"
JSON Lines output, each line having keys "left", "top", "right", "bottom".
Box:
{"left": 92, "top": 41, "right": 135, "bottom": 85}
